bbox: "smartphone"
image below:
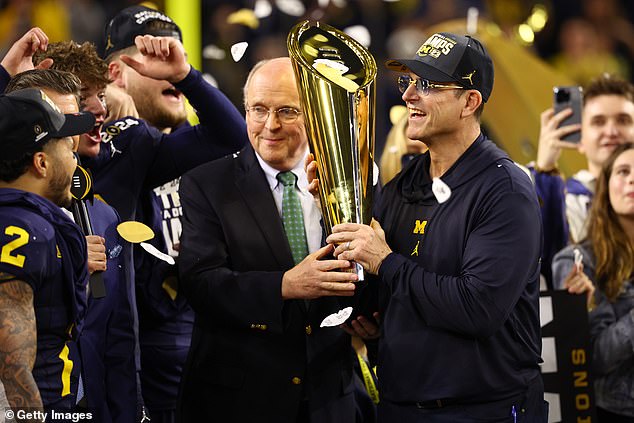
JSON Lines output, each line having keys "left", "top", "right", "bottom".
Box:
{"left": 553, "top": 86, "right": 583, "bottom": 143}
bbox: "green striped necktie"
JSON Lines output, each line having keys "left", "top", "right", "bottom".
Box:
{"left": 277, "top": 171, "right": 309, "bottom": 264}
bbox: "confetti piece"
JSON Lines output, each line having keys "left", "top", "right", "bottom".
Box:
{"left": 373, "top": 161, "right": 379, "bottom": 187}
{"left": 117, "top": 221, "right": 154, "bottom": 243}
{"left": 254, "top": 0, "right": 272, "bottom": 18}
{"left": 230, "top": 42, "right": 249, "bottom": 62}
{"left": 467, "top": 7, "right": 479, "bottom": 35}
{"left": 432, "top": 177, "right": 451, "bottom": 203}
{"left": 320, "top": 307, "right": 353, "bottom": 327}
{"left": 140, "top": 242, "right": 176, "bottom": 265}
{"left": 227, "top": 9, "right": 259, "bottom": 29}
{"left": 202, "top": 44, "right": 226, "bottom": 60}
{"left": 275, "top": 0, "right": 305, "bottom": 16}
{"left": 344, "top": 25, "right": 371, "bottom": 48}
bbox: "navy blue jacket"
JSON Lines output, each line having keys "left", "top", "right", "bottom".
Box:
{"left": 85, "top": 67, "right": 248, "bottom": 410}
{"left": 80, "top": 199, "right": 136, "bottom": 422}
{"left": 374, "top": 135, "right": 543, "bottom": 403}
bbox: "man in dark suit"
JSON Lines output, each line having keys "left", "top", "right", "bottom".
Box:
{"left": 177, "top": 57, "right": 360, "bottom": 423}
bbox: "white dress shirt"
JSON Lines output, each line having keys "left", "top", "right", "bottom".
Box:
{"left": 255, "top": 149, "right": 322, "bottom": 254}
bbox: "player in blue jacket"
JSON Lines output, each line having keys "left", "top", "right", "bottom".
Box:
{"left": 88, "top": 6, "right": 248, "bottom": 421}
{"left": 0, "top": 88, "right": 94, "bottom": 412}
{"left": 2, "top": 30, "right": 140, "bottom": 421}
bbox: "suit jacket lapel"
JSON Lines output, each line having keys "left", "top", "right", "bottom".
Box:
{"left": 234, "top": 146, "right": 295, "bottom": 269}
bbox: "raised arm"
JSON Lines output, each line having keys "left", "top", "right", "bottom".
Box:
{"left": 121, "top": 35, "right": 246, "bottom": 149}
{"left": 0, "top": 27, "right": 51, "bottom": 77}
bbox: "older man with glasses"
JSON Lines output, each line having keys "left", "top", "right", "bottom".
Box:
{"left": 326, "top": 32, "right": 548, "bottom": 422}
{"left": 176, "top": 57, "right": 360, "bottom": 423}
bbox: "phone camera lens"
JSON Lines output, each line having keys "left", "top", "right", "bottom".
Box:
{"left": 556, "top": 89, "right": 571, "bottom": 103}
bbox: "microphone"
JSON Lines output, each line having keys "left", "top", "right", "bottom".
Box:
{"left": 70, "top": 154, "right": 106, "bottom": 298}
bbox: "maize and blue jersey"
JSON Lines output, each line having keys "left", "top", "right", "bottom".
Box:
{"left": 0, "top": 189, "right": 88, "bottom": 410}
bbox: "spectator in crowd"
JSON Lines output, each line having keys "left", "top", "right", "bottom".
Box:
{"left": 553, "top": 142, "right": 634, "bottom": 422}
{"left": 551, "top": 18, "right": 627, "bottom": 86}
{"left": 531, "top": 74, "right": 634, "bottom": 286}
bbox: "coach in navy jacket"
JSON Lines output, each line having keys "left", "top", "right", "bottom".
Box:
{"left": 328, "top": 33, "right": 547, "bottom": 422}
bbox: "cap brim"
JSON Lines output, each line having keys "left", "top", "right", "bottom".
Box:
{"left": 385, "top": 59, "right": 461, "bottom": 84}
{"left": 54, "top": 112, "right": 96, "bottom": 138}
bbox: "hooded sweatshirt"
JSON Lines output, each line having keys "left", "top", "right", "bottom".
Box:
{"left": 374, "top": 135, "right": 543, "bottom": 403}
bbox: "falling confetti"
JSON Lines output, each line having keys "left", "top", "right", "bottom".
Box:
{"left": 275, "top": 0, "right": 305, "bottom": 16}
{"left": 202, "top": 44, "right": 226, "bottom": 60}
{"left": 320, "top": 307, "right": 353, "bottom": 327}
{"left": 254, "top": 0, "right": 272, "bottom": 18}
{"left": 344, "top": 25, "right": 371, "bottom": 48}
{"left": 227, "top": 9, "right": 260, "bottom": 29}
{"left": 373, "top": 161, "right": 380, "bottom": 187}
{"left": 117, "top": 221, "right": 154, "bottom": 243}
{"left": 230, "top": 42, "right": 249, "bottom": 62}
{"left": 140, "top": 242, "right": 176, "bottom": 265}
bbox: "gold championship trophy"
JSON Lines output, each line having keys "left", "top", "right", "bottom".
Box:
{"left": 287, "top": 20, "right": 377, "bottom": 281}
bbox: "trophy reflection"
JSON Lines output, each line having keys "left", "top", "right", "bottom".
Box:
{"left": 287, "top": 20, "right": 377, "bottom": 281}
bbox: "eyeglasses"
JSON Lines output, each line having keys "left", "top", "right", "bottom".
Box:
{"left": 246, "top": 105, "right": 302, "bottom": 124}
{"left": 397, "top": 75, "right": 464, "bottom": 96}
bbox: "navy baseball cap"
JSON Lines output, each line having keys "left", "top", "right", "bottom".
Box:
{"left": 0, "top": 89, "right": 95, "bottom": 160}
{"left": 102, "top": 5, "right": 182, "bottom": 58}
{"left": 386, "top": 32, "right": 494, "bottom": 102}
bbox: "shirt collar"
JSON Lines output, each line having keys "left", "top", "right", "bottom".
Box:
{"left": 255, "top": 147, "right": 310, "bottom": 191}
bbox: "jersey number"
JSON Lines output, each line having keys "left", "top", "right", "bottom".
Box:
{"left": 1, "top": 226, "right": 29, "bottom": 268}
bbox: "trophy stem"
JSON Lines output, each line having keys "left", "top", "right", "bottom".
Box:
{"left": 350, "top": 92, "right": 363, "bottom": 226}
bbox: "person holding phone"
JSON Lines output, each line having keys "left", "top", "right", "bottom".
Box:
{"left": 531, "top": 74, "right": 634, "bottom": 288}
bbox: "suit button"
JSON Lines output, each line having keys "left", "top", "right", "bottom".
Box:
{"left": 305, "top": 325, "right": 312, "bottom": 335}
{"left": 292, "top": 377, "right": 302, "bottom": 385}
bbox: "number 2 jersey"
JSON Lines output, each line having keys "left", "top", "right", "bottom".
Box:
{"left": 0, "top": 188, "right": 88, "bottom": 409}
